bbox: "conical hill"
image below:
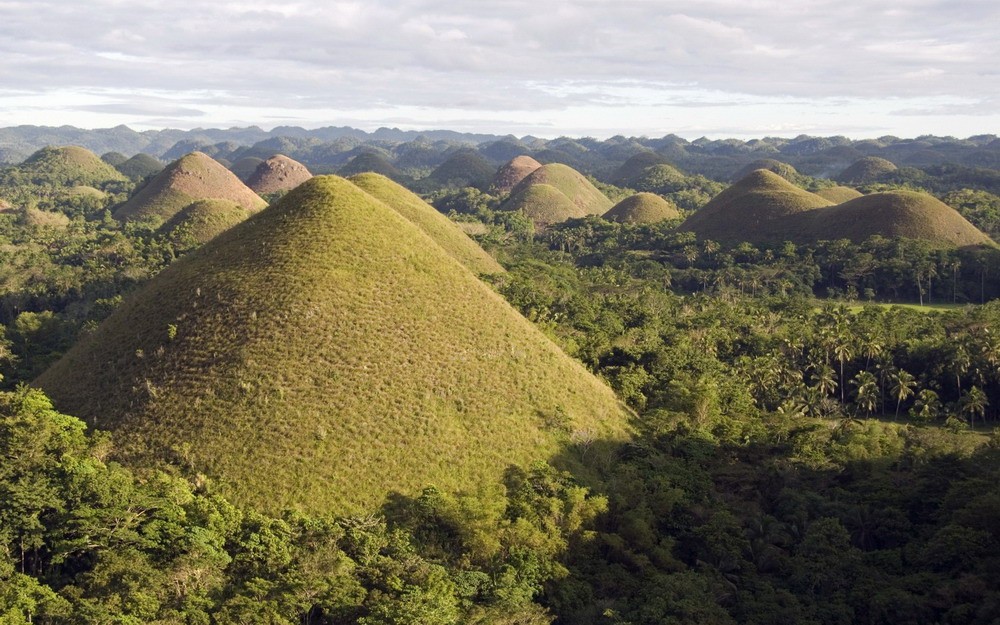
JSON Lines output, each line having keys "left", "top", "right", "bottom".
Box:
{"left": 795, "top": 191, "right": 994, "bottom": 246}
{"left": 505, "top": 163, "right": 613, "bottom": 217}
{"left": 504, "top": 183, "right": 588, "bottom": 226}
{"left": 113, "top": 152, "right": 266, "bottom": 224}
{"left": 347, "top": 173, "right": 504, "bottom": 274}
{"left": 36, "top": 175, "right": 631, "bottom": 514}
{"left": 678, "top": 169, "right": 832, "bottom": 243}
{"left": 246, "top": 154, "right": 313, "bottom": 195}
{"left": 18, "top": 146, "right": 127, "bottom": 188}
{"left": 836, "top": 156, "right": 898, "bottom": 184}
{"left": 604, "top": 192, "right": 681, "bottom": 224}
{"left": 814, "top": 185, "right": 863, "bottom": 204}
{"left": 490, "top": 155, "right": 542, "bottom": 195}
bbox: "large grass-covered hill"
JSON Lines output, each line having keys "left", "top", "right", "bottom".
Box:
{"left": 36, "top": 175, "right": 630, "bottom": 514}
{"left": 113, "top": 151, "right": 266, "bottom": 224}
{"left": 490, "top": 155, "right": 542, "bottom": 195}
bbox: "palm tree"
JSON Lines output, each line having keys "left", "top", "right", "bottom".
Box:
{"left": 960, "top": 386, "right": 989, "bottom": 429}
{"left": 813, "top": 364, "right": 838, "bottom": 399}
{"left": 851, "top": 370, "right": 879, "bottom": 418}
{"left": 889, "top": 369, "right": 916, "bottom": 420}
{"left": 833, "top": 338, "right": 854, "bottom": 405}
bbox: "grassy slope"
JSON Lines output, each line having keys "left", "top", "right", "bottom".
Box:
{"left": 37, "top": 175, "right": 631, "bottom": 515}
{"left": 507, "top": 163, "right": 613, "bottom": 216}
{"left": 604, "top": 192, "right": 681, "bottom": 223}
{"left": 505, "top": 183, "right": 589, "bottom": 225}
{"left": 612, "top": 152, "right": 669, "bottom": 185}
{"left": 113, "top": 152, "right": 266, "bottom": 224}
{"left": 731, "top": 158, "right": 799, "bottom": 182}
{"left": 116, "top": 153, "right": 164, "bottom": 180}
{"left": 158, "top": 199, "right": 253, "bottom": 245}
{"left": 814, "top": 185, "right": 863, "bottom": 203}
{"left": 348, "top": 172, "right": 504, "bottom": 274}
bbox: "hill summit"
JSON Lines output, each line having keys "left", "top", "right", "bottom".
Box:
{"left": 36, "top": 175, "right": 630, "bottom": 514}
{"left": 246, "top": 154, "right": 312, "bottom": 195}
{"left": 113, "top": 151, "right": 266, "bottom": 224}
{"left": 490, "top": 155, "right": 542, "bottom": 195}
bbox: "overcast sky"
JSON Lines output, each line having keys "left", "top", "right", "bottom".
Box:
{"left": 1, "top": 0, "right": 997, "bottom": 139}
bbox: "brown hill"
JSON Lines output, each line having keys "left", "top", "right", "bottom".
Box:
{"left": 113, "top": 152, "right": 266, "bottom": 224}
{"left": 490, "top": 155, "right": 542, "bottom": 195}
{"left": 604, "top": 193, "right": 681, "bottom": 224}
{"left": 36, "top": 175, "right": 631, "bottom": 515}
{"left": 836, "top": 157, "right": 898, "bottom": 184}
{"left": 504, "top": 163, "right": 613, "bottom": 218}
{"left": 246, "top": 154, "right": 313, "bottom": 195}
{"left": 678, "top": 170, "right": 832, "bottom": 243}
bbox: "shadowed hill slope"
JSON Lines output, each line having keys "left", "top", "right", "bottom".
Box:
{"left": 836, "top": 156, "right": 898, "bottom": 184}
{"left": 246, "top": 154, "right": 312, "bottom": 195}
{"left": 678, "top": 169, "right": 832, "bottom": 242}
{"left": 347, "top": 172, "right": 504, "bottom": 274}
{"left": 115, "top": 153, "right": 163, "bottom": 181}
{"left": 113, "top": 152, "right": 266, "bottom": 224}
{"left": 36, "top": 175, "right": 630, "bottom": 514}
{"left": 612, "top": 152, "right": 670, "bottom": 186}
{"left": 504, "top": 163, "right": 613, "bottom": 217}
{"left": 229, "top": 157, "right": 264, "bottom": 182}
{"left": 490, "top": 155, "right": 542, "bottom": 195}
{"left": 157, "top": 199, "right": 253, "bottom": 247}
{"left": 604, "top": 192, "right": 681, "bottom": 223}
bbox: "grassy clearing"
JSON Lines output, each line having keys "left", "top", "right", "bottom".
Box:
{"left": 37, "top": 175, "right": 631, "bottom": 515}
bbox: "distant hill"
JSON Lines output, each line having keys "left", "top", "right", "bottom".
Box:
{"left": 113, "top": 152, "right": 266, "bottom": 224}
{"left": 427, "top": 150, "right": 494, "bottom": 189}
{"left": 837, "top": 157, "right": 898, "bottom": 184}
{"left": 680, "top": 170, "right": 993, "bottom": 246}
{"left": 798, "top": 191, "right": 994, "bottom": 246}
{"left": 337, "top": 151, "right": 401, "bottom": 179}
{"left": 604, "top": 192, "right": 681, "bottom": 224}
{"left": 115, "top": 153, "right": 164, "bottom": 181}
{"left": 12, "top": 146, "right": 127, "bottom": 188}
{"left": 612, "top": 152, "right": 670, "bottom": 186}
{"left": 678, "top": 170, "right": 832, "bottom": 242}
{"left": 347, "top": 172, "right": 504, "bottom": 275}
{"left": 490, "top": 155, "right": 542, "bottom": 195}
{"left": 157, "top": 199, "right": 253, "bottom": 248}
{"left": 504, "top": 163, "right": 613, "bottom": 221}
{"left": 229, "top": 157, "right": 264, "bottom": 182}
{"left": 245, "top": 154, "right": 312, "bottom": 195}
{"left": 731, "top": 158, "right": 800, "bottom": 183}
{"left": 36, "top": 175, "right": 631, "bottom": 514}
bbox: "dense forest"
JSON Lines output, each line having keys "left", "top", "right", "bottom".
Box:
{"left": 2, "top": 138, "right": 1000, "bottom": 624}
